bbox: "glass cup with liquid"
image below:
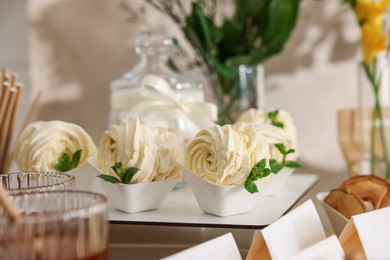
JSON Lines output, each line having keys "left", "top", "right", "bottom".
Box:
{"left": 0, "top": 190, "right": 109, "bottom": 259}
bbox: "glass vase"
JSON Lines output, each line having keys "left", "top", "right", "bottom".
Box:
{"left": 209, "top": 64, "right": 265, "bottom": 124}
{"left": 359, "top": 55, "right": 390, "bottom": 179}
{"left": 340, "top": 55, "right": 390, "bottom": 179}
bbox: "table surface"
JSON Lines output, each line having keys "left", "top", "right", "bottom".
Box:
{"left": 107, "top": 170, "right": 348, "bottom": 259}
{"left": 109, "top": 173, "right": 318, "bottom": 229}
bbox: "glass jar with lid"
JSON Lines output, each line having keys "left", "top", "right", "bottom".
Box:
{"left": 109, "top": 31, "right": 212, "bottom": 149}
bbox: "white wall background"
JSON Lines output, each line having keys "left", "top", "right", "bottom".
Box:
{"left": 0, "top": 0, "right": 31, "bottom": 133}
{"left": 1, "top": 0, "right": 362, "bottom": 175}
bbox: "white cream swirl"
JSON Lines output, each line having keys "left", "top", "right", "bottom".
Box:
{"left": 97, "top": 119, "right": 182, "bottom": 183}
{"left": 153, "top": 128, "right": 182, "bottom": 181}
{"left": 236, "top": 108, "right": 297, "bottom": 149}
{"left": 185, "top": 124, "right": 254, "bottom": 186}
{"left": 233, "top": 123, "right": 270, "bottom": 165}
{"left": 253, "top": 124, "right": 296, "bottom": 162}
{"left": 14, "top": 121, "right": 97, "bottom": 172}
{"left": 236, "top": 108, "right": 268, "bottom": 124}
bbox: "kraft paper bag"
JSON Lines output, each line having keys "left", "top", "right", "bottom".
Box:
{"left": 289, "top": 235, "right": 344, "bottom": 260}
{"left": 246, "top": 200, "right": 326, "bottom": 260}
{"left": 339, "top": 207, "right": 390, "bottom": 259}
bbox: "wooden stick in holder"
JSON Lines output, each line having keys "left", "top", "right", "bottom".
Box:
{"left": 0, "top": 73, "right": 17, "bottom": 124}
{"left": 0, "top": 69, "right": 43, "bottom": 172}
{"left": 0, "top": 69, "right": 10, "bottom": 88}
{"left": 0, "top": 82, "right": 12, "bottom": 128}
{"left": 2, "top": 83, "right": 24, "bottom": 171}
{"left": 0, "top": 74, "right": 20, "bottom": 172}
{"left": 4, "top": 89, "right": 43, "bottom": 172}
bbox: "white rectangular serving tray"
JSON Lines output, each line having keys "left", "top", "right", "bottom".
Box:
{"left": 108, "top": 173, "right": 318, "bottom": 229}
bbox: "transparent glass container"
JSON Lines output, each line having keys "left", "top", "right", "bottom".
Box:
{"left": 0, "top": 190, "right": 108, "bottom": 259}
{"left": 356, "top": 55, "right": 390, "bottom": 178}
{"left": 109, "top": 32, "right": 206, "bottom": 148}
{"left": 0, "top": 172, "right": 75, "bottom": 194}
{"left": 338, "top": 55, "right": 390, "bottom": 179}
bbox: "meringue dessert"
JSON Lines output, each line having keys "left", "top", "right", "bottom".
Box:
{"left": 185, "top": 115, "right": 301, "bottom": 189}
{"left": 236, "top": 108, "right": 297, "bottom": 149}
{"left": 185, "top": 124, "right": 270, "bottom": 186}
{"left": 96, "top": 118, "right": 182, "bottom": 183}
{"left": 14, "top": 120, "right": 97, "bottom": 172}
{"left": 250, "top": 123, "right": 297, "bottom": 162}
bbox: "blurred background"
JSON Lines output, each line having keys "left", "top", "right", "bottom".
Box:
{"left": 0, "top": 0, "right": 361, "bottom": 175}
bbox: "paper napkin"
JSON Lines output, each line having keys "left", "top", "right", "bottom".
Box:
{"left": 339, "top": 206, "right": 390, "bottom": 259}
{"left": 289, "top": 235, "right": 344, "bottom": 260}
{"left": 246, "top": 200, "right": 326, "bottom": 260}
{"left": 162, "top": 233, "right": 242, "bottom": 260}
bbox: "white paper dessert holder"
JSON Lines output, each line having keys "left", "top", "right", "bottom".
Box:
{"left": 88, "top": 157, "right": 179, "bottom": 213}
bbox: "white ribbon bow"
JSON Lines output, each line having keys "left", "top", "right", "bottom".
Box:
{"left": 126, "top": 75, "right": 218, "bottom": 129}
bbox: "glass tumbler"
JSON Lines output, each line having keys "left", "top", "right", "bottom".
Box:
{"left": 0, "top": 190, "right": 109, "bottom": 259}
{"left": 0, "top": 172, "right": 76, "bottom": 193}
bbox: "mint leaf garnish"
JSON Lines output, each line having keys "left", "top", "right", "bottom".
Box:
{"left": 122, "top": 167, "right": 138, "bottom": 184}
{"left": 70, "top": 150, "right": 82, "bottom": 169}
{"left": 97, "top": 174, "right": 121, "bottom": 183}
{"left": 244, "top": 159, "right": 271, "bottom": 194}
{"left": 269, "top": 159, "right": 283, "bottom": 174}
{"left": 111, "top": 162, "right": 124, "bottom": 178}
{"left": 267, "top": 110, "right": 284, "bottom": 128}
{"left": 251, "top": 158, "right": 267, "bottom": 176}
{"left": 283, "top": 160, "right": 303, "bottom": 168}
{"left": 98, "top": 162, "right": 139, "bottom": 184}
{"left": 275, "top": 143, "right": 287, "bottom": 154}
{"left": 245, "top": 179, "right": 258, "bottom": 194}
{"left": 244, "top": 144, "right": 303, "bottom": 194}
{"left": 54, "top": 149, "right": 82, "bottom": 172}
{"left": 274, "top": 143, "right": 302, "bottom": 168}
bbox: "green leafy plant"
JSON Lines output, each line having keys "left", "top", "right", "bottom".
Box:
{"left": 97, "top": 162, "right": 140, "bottom": 184}
{"left": 126, "top": 0, "right": 301, "bottom": 124}
{"left": 54, "top": 150, "right": 82, "bottom": 172}
{"left": 244, "top": 143, "right": 302, "bottom": 194}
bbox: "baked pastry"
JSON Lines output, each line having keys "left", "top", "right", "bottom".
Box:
{"left": 324, "top": 175, "right": 390, "bottom": 218}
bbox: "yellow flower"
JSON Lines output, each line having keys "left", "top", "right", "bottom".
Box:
{"left": 353, "top": 0, "right": 390, "bottom": 64}
{"left": 361, "top": 19, "right": 388, "bottom": 63}
{"left": 355, "top": 0, "right": 389, "bottom": 22}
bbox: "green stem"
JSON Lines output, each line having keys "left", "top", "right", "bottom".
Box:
{"left": 210, "top": 72, "right": 230, "bottom": 124}
{"left": 364, "top": 64, "right": 378, "bottom": 173}
{"left": 199, "top": 61, "right": 230, "bottom": 125}
{"left": 370, "top": 104, "right": 378, "bottom": 174}
{"left": 363, "top": 62, "right": 390, "bottom": 178}
{"left": 374, "top": 95, "right": 390, "bottom": 178}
